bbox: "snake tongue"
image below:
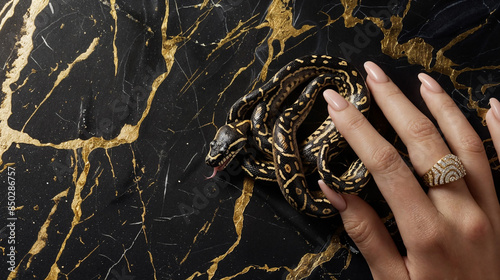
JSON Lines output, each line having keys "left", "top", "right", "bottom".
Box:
{"left": 205, "top": 166, "right": 224, "bottom": 180}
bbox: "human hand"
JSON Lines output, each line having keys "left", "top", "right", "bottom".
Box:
{"left": 319, "top": 62, "right": 500, "bottom": 279}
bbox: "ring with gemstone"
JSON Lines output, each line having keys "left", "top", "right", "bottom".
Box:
{"left": 422, "top": 154, "right": 466, "bottom": 187}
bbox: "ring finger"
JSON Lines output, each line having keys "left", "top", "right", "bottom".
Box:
{"left": 363, "top": 62, "right": 473, "bottom": 212}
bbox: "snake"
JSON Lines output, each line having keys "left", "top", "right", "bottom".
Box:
{"left": 205, "top": 55, "right": 370, "bottom": 218}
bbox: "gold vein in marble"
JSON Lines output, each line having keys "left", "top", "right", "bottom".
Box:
{"left": 215, "top": 54, "right": 259, "bottom": 108}
{"left": 64, "top": 245, "right": 100, "bottom": 277}
{"left": 255, "top": 0, "right": 314, "bottom": 80}
{"left": 180, "top": 209, "right": 219, "bottom": 265}
{"left": 110, "top": 0, "right": 119, "bottom": 76}
{"left": 207, "top": 14, "right": 260, "bottom": 59}
{"left": 44, "top": 149, "right": 90, "bottom": 280}
{"left": 207, "top": 177, "right": 254, "bottom": 280}
{"left": 220, "top": 264, "right": 291, "bottom": 280}
{"left": 1, "top": 0, "right": 49, "bottom": 133}
{"left": 199, "top": 0, "right": 210, "bottom": 10}
{"left": 6, "top": 188, "right": 69, "bottom": 280}
{"left": 340, "top": 0, "right": 497, "bottom": 122}
{"left": 25, "top": 189, "right": 70, "bottom": 269}
{"left": 2, "top": 1, "right": 181, "bottom": 278}
{"left": 186, "top": 178, "right": 254, "bottom": 280}
{"left": 21, "top": 37, "right": 100, "bottom": 132}
{"left": 0, "top": 0, "right": 20, "bottom": 32}
{"left": 287, "top": 234, "right": 349, "bottom": 279}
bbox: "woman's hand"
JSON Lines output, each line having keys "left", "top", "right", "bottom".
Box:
{"left": 319, "top": 62, "right": 500, "bottom": 279}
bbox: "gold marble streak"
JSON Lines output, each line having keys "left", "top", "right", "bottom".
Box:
{"left": 25, "top": 189, "right": 70, "bottom": 269}
{"left": 0, "top": 0, "right": 49, "bottom": 136}
{"left": 177, "top": 6, "right": 224, "bottom": 97}
{"left": 0, "top": 162, "right": 15, "bottom": 172}
{"left": 105, "top": 149, "right": 116, "bottom": 185}
{"left": 287, "top": 234, "right": 349, "bottom": 280}
{"left": 200, "top": 0, "right": 210, "bottom": 10}
{"left": 179, "top": 57, "right": 219, "bottom": 95}
{"left": 212, "top": 54, "right": 261, "bottom": 117}
{"left": 481, "top": 82, "right": 500, "bottom": 94}
{"left": 135, "top": 180, "right": 158, "bottom": 280}
{"left": 180, "top": 209, "right": 219, "bottom": 265}
{"left": 219, "top": 264, "right": 291, "bottom": 280}
{"left": 321, "top": 10, "right": 342, "bottom": 27}
{"left": 206, "top": 177, "right": 254, "bottom": 280}
{"left": 186, "top": 177, "right": 255, "bottom": 280}
{"left": 6, "top": 188, "right": 69, "bottom": 280}
{"left": 0, "top": 0, "right": 19, "bottom": 31}
{"left": 148, "top": 251, "right": 158, "bottom": 280}
{"left": 43, "top": 149, "right": 90, "bottom": 280}
{"left": 39, "top": 64, "right": 163, "bottom": 278}
{"left": 255, "top": 0, "right": 314, "bottom": 81}
{"left": 7, "top": 2, "right": 179, "bottom": 278}
{"left": 63, "top": 245, "right": 100, "bottom": 278}
{"left": 207, "top": 14, "right": 260, "bottom": 59}
{"left": 110, "top": 0, "right": 119, "bottom": 75}
{"left": 21, "top": 37, "right": 100, "bottom": 132}
{"left": 340, "top": 0, "right": 495, "bottom": 122}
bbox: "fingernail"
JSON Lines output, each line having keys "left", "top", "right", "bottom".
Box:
{"left": 490, "top": 98, "right": 500, "bottom": 121}
{"left": 318, "top": 180, "right": 347, "bottom": 211}
{"left": 364, "top": 61, "right": 389, "bottom": 83}
{"left": 418, "top": 73, "right": 443, "bottom": 93}
{"left": 323, "top": 89, "right": 348, "bottom": 111}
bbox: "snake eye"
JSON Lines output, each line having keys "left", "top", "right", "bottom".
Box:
{"left": 210, "top": 141, "right": 216, "bottom": 148}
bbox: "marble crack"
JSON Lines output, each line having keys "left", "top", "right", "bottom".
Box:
{"left": 103, "top": 228, "right": 142, "bottom": 280}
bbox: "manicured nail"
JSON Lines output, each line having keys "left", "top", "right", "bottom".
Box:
{"left": 364, "top": 61, "right": 389, "bottom": 83}
{"left": 490, "top": 98, "right": 500, "bottom": 121}
{"left": 323, "top": 89, "right": 348, "bottom": 111}
{"left": 318, "top": 180, "right": 347, "bottom": 211}
{"left": 418, "top": 73, "right": 443, "bottom": 93}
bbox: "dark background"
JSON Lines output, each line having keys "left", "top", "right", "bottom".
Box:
{"left": 1, "top": 1, "right": 499, "bottom": 279}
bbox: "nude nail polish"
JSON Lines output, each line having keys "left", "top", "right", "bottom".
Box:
{"left": 364, "top": 61, "right": 389, "bottom": 83}
{"left": 490, "top": 98, "right": 500, "bottom": 121}
{"left": 323, "top": 89, "right": 348, "bottom": 111}
{"left": 418, "top": 73, "right": 443, "bottom": 93}
{"left": 318, "top": 180, "right": 346, "bottom": 211}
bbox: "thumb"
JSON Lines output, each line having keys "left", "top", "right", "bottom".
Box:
{"left": 318, "top": 180, "right": 408, "bottom": 279}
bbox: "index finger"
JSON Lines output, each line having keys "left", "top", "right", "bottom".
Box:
{"left": 323, "top": 88, "right": 436, "bottom": 233}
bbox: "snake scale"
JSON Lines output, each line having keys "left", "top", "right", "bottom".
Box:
{"left": 206, "top": 55, "right": 371, "bottom": 218}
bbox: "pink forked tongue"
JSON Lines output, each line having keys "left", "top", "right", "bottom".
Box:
{"left": 205, "top": 166, "right": 223, "bottom": 180}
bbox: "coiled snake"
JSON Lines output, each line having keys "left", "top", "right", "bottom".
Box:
{"left": 205, "top": 55, "right": 370, "bottom": 218}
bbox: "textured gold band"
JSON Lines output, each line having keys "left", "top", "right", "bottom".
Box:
{"left": 422, "top": 154, "right": 466, "bottom": 187}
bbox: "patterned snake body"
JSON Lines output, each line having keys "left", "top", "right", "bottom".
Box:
{"left": 206, "top": 55, "right": 370, "bottom": 218}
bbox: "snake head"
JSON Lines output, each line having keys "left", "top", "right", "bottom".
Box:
{"left": 205, "top": 121, "right": 250, "bottom": 178}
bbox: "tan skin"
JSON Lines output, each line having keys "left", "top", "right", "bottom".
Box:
{"left": 319, "top": 62, "right": 500, "bottom": 279}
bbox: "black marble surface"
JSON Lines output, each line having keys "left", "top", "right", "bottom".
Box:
{"left": 1, "top": 0, "right": 499, "bottom": 279}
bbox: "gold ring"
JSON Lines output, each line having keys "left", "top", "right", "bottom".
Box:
{"left": 422, "top": 154, "right": 466, "bottom": 187}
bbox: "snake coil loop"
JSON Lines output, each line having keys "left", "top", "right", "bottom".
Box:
{"left": 206, "top": 55, "right": 371, "bottom": 218}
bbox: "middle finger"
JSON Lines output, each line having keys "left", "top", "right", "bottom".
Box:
{"left": 363, "top": 62, "right": 473, "bottom": 211}
{"left": 363, "top": 62, "right": 450, "bottom": 174}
